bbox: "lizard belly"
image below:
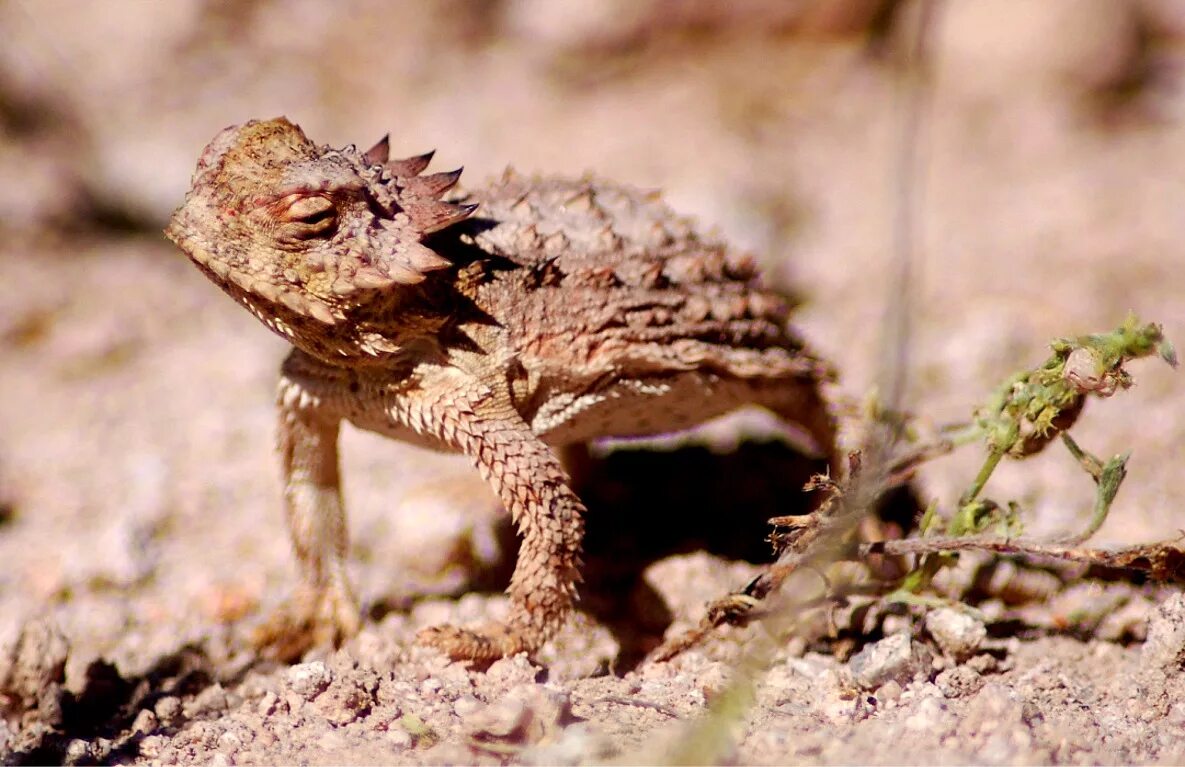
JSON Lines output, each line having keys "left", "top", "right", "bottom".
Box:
{"left": 531, "top": 371, "right": 764, "bottom": 446}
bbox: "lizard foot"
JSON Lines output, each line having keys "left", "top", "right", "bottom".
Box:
{"left": 250, "top": 589, "right": 361, "bottom": 663}
{"left": 416, "top": 622, "right": 534, "bottom": 662}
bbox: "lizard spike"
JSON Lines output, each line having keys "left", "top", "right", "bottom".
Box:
{"left": 647, "top": 222, "right": 674, "bottom": 247}
{"left": 701, "top": 251, "right": 727, "bottom": 280}
{"left": 563, "top": 188, "right": 596, "bottom": 213}
{"left": 543, "top": 231, "right": 570, "bottom": 254}
{"left": 207, "top": 259, "right": 230, "bottom": 279}
{"left": 746, "top": 292, "right": 787, "bottom": 320}
{"left": 595, "top": 224, "right": 622, "bottom": 250}
{"left": 514, "top": 224, "right": 542, "bottom": 251}
{"left": 251, "top": 280, "right": 281, "bottom": 303}
{"left": 228, "top": 269, "right": 253, "bottom": 292}
{"left": 511, "top": 194, "right": 533, "bottom": 217}
{"left": 362, "top": 134, "right": 390, "bottom": 166}
{"left": 307, "top": 299, "right": 338, "bottom": 325}
{"left": 352, "top": 267, "right": 399, "bottom": 289}
{"left": 408, "top": 200, "right": 479, "bottom": 235}
{"left": 279, "top": 291, "right": 307, "bottom": 315}
{"left": 724, "top": 252, "right": 759, "bottom": 281}
{"left": 639, "top": 261, "right": 666, "bottom": 289}
{"left": 402, "top": 242, "right": 452, "bottom": 273}
{"left": 384, "top": 261, "right": 430, "bottom": 285}
{"left": 331, "top": 277, "right": 358, "bottom": 296}
{"left": 402, "top": 168, "right": 464, "bottom": 198}
{"left": 386, "top": 150, "right": 435, "bottom": 177}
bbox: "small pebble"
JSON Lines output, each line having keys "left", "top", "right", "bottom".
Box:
{"left": 186, "top": 684, "right": 229, "bottom": 717}
{"left": 138, "top": 735, "right": 163, "bottom": 758}
{"left": 849, "top": 634, "right": 931, "bottom": 690}
{"left": 131, "top": 708, "right": 158, "bottom": 735}
{"left": 1142, "top": 593, "right": 1185, "bottom": 670}
{"left": 256, "top": 691, "right": 279, "bottom": 716}
{"left": 936, "top": 665, "right": 984, "bottom": 698}
{"left": 64, "top": 739, "right": 90, "bottom": 762}
{"left": 904, "top": 696, "right": 953, "bottom": 733}
{"left": 154, "top": 696, "right": 181, "bottom": 723}
{"left": 286, "top": 661, "right": 333, "bottom": 700}
{"left": 877, "top": 679, "right": 903, "bottom": 704}
{"left": 966, "top": 653, "right": 999, "bottom": 675}
{"left": 483, "top": 653, "right": 540, "bottom": 692}
{"left": 218, "top": 730, "right": 243, "bottom": 753}
{"left": 522, "top": 722, "right": 616, "bottom": 765}
{"left": 454, "top": 694, "right": 484, "bottom": 717}
{"left": 926, "top": 608, "right": 986, "bottom": 660}
{"left": 469, "top": 698, "right": 529, "bottom": 739}
{"left": 388, "top": 728, "right": 414, "bottom": 749}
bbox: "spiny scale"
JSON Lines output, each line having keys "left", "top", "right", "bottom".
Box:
{"left": 386, "top": 150, "right": 435, "bottom": 177}
{"left": 402, "top": 168, "right": 464, "bottom": 198}
{"left": 362, "top": 134, "right": 390, "bottom": 166}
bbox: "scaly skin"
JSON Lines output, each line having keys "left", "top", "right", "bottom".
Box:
{"left": 166, "top": 117, "right": 836, "bottom": 662}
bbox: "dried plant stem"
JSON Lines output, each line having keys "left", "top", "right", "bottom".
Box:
{"left": 858, "top": 535, "right": 1183, "bottom": 580}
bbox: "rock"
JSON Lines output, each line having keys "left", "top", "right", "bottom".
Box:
{"left": 903, "top": 695, "right": 955, "bottom": 734}
{"left": 137, "top": 735, "right": 164, "bottom": 758}
{"left": 467, "top": 697, "right": 530, "bottom": 740}
{"left": 285, "top": 661, "right": 333, "bottom": 701}
{"left": 153, "top": 695, "right": 182, "bottom": 723}
{"left": 936, "top": 666, "right": 985, "bottom": 698}
{"left": 848, "top": 634, "right": 932, "bottom": 691}
{"left": 958, "top": 682, "right": 1034, "bottom": 738}
{"left": 1143, "top": 593, "right": 1185, "bottom": 671}
{"left": 64, "top": 739, "right": 91, "bottom": 762}
{"left": 522, "top": 722, "right": 616, "bottom": 766}
{"left": 256, "top": 691, "right": 279, "bottom": 717}
{"left": 184, "top": 683, "right": 228, "bottom": 718}
{"left": 314, "top": 677, "right": 376, "bottom": 726}
{"left": 387, "top": 728, "right": 413, "bottom": 749}
{"left": 925, "top": 608, "right": 987, "bottom": 660}
{"left": 482, "top": 653, "right": 541, "bottom": 694}
{"left": 465, "top": 684, "right": 572, "bottom": 746}
{"left": 131, "top": 708, "right": 158, "bottom": 736}
{"left": 453, "top": 694, "right": 484, "bottom": 717}
{"left": 876, "top": 679, "right": 903, "bottom": 703}
{"left": 0, "top": 618, "right": 68, "bottom": 735}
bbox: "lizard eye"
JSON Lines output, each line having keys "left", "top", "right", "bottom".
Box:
{"left": 276, "top": 194, "right": 337, "bottom": 238}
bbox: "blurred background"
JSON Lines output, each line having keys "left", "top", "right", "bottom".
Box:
{"left": 1, "top": 0, "right": 1183, "bottom": 662}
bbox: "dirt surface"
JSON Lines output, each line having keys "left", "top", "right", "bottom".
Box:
{"left": 2, "top": 1, "right": 1185, "bottom": 763}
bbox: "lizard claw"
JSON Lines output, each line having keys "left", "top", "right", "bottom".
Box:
{"left": 416, "top": 622, "right": 531, "bottom": 662}
{"left": 250, "top": 589, "right": 361, "bottom": 663}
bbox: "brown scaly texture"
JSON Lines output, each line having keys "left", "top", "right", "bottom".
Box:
{"left": 166, "top": 117, "right": 837, "bottom": 662}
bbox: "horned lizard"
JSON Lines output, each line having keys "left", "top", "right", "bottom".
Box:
{"left": 166, "top": 117, "right": 836, "bottom": 662}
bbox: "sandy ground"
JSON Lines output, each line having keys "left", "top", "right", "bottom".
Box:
{"left": 2, "top": 1, "right": 1185, "bottom": 763}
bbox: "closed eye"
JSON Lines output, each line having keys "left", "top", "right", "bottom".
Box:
{"left": 295, "top": 203, "right": 334, "bottom": 225}
{"left": 275, "top": 194, "right": 337, "bottom": 238}
{"left": 281, "top": 194, "right": 335, "bottom": 222}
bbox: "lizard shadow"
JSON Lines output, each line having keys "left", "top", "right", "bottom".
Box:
{"left": 6, "top": 643, "right": 252, "bottom": 766}
{"left": 467, "top": 438, "right": 919, "bottom": 673}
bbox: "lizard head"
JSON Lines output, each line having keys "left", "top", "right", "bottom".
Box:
{"left": 166, "top": 117, "right": 474, "bottom": 358}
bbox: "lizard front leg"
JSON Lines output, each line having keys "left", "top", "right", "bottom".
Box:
{"left": 397, "top": 371, "right": 585, "bottom": 661}
{"left": 252, "top": 374, "right": 360, "bottom": 661}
